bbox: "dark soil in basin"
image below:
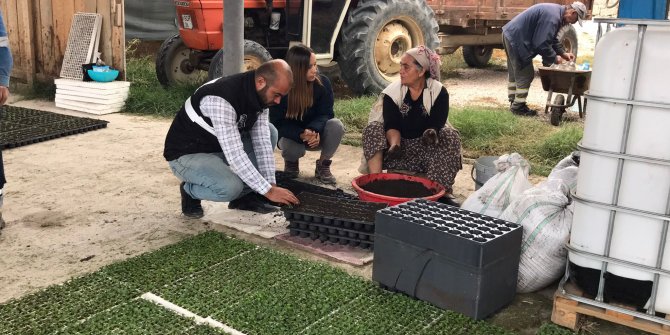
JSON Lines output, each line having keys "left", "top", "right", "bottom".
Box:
{"left": 361, "top": 179, "right": 435, "bottom": 198}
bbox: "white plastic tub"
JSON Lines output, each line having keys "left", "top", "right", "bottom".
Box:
{"left": 569, "top": 24, "right": 670, "bottom": 313}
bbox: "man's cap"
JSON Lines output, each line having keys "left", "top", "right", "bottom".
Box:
{"left": 571, "top": 1, "right": 587, "bottom": 26}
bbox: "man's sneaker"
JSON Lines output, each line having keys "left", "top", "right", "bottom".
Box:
{"left": 180, "top": 182, "right": 204, "bottom": 218}
{"left": 228, "top": 193, "right": 279, "bottom": 214}
{"left": 315, "top": 159, "right": 336, "bottom": 184}
{"left": 284, "top": 160, "right": 299, "bottom": 179}
{"left": 511, "top": 104, "right": 538, "bottom": 117}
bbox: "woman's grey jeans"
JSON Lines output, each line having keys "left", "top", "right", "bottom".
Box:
{"left": 278, "top": 118, "right": 345, "bottom": 162}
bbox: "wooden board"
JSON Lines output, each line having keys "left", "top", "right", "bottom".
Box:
{"left": 111, "top": 0, "right": 125, "bottom": 80}
{"left": 96, "top": 0, "right": 112, "bottom": 65}
{"left": 16, "top": 0, "right": 34, "bottom": 84}
{"left": 38, "top": 0, "right": 56, "bottom": 79}
{"left": 552, "top": 283, "right": 670, "bottom": 335}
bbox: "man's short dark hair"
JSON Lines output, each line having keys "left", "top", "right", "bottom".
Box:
{"left": 256, "top": 60, "right": 293, "bottom": 87}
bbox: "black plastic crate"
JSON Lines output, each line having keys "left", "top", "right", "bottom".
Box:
{"left": 373, "top": 199, "right": 522, "bottom": 320}
{"left": 283, "top": 192, "right": 386, "bottom": 249}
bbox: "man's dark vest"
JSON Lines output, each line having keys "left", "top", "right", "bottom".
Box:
{"left": 163, "top": 71, "right": 265, "bottom": 161}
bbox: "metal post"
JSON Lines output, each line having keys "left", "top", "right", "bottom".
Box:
{"left": 221, "top": 0, "right": 244, "bottom": 77}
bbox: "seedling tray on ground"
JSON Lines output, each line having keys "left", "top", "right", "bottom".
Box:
{"left": 288, "top": 220, "right": 373, "bottom": 249}
{"left": 275, "top": 171, "right": 358, "bottom": 200}
{"left": 0, "top": 105, "right": 108, "bottom": 149}
{"left": 283, "top": 192, "right": 387, "bottom": 249}
{"left": 373, "top": 199, "right": 522, "bottom": 320}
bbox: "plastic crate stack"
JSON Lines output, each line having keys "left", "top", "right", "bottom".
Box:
{"left": 373, "top": 199, "right": 522, "bottom": 320}
{"left": 282, "top": 192, "right": 387, "bottom": 249}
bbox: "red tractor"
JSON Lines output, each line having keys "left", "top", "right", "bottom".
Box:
{"left": 157, "top": 0, "right": 591, "bottom": 94}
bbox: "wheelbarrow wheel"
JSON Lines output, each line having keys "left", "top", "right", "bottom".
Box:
{"left": 550, "top": 95, "right": 566, "bottom": 126}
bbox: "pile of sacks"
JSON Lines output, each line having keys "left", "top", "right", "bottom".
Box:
{"left": 462, "top": 152, "right": 579, "bottom": 293}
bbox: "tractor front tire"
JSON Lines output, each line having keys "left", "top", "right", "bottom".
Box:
{"left": 156, "top": 34, "right": 204, "bottom": 88}
{"left": 208, "top": 40, "right": 273, "bottom": 81}
{"left": 463, "top": 45, "right": 493, "bottom": 68}
{"left": 338, "top": 0, "right": 439, "bottom": 95}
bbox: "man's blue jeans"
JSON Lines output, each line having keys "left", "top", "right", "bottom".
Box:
{"left": 168, "top": 124, "right": 278, "bottom": 202}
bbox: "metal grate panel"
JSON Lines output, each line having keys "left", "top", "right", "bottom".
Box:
{"left": 60, "top": 13, "right": 102, "bottom": 80}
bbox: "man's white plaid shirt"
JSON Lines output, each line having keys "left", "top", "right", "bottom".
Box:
{"left": 200, "top": 95, "right": 276, "bottom": 195}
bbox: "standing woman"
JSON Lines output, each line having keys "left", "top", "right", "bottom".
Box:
{"left": 361, "top": 46, "right": 462, "bottom": 206}
{"left": 270, "top": 44, "right": 345, "bottom": 184}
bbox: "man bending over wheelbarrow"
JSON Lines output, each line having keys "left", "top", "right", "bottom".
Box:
{"left": 502, "top": 1, "right": 587, "bottom": 116}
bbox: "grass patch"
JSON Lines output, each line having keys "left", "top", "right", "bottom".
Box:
{"left": 537, "top": 322, "right": 577, "bottom": 335}
{"left": 529, "top": 125, "right": 583, "bottom": 175}
{"left": 451, "top": 107, "right": 581, "bottom": 176}
{"left": 122, "top": 56, "right": 199, "bottom": 117}
{"left": 334, "top": 95, "right": 376, "bottom": 146}
{"left": 12, "top": 80, "right": 56, "bottom": 101}
{"left": 1, "top": 231, "right": 516, "bottom": 335}
{"left": 449, "top": 107, "right": 521, "bottom": 151}
{"left": 441, "top": 49, "right": 469, "bottom": 78}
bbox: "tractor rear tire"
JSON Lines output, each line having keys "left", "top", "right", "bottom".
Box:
{"left": 338, "top": 0, "right": 439, "bottom": 95}
{"left": 156, "top": 34, "right": 205, "bottom": 88}
{"left": 463, "top": 45, "right": 493, "bottom": 68}
{"left": 557, "top": 25, "right": 579, "bottom": 59}
{"left": 550, "top": 94, "right": 566, "bottom": 126}
{"left": 208, "top": 40, "right": 273, "bottom": 81}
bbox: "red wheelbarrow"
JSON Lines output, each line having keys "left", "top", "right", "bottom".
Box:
{"left": 538, "top": 66, "right": 592, "bottom": 126}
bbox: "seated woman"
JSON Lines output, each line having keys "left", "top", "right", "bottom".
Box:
{"left": 362, "top": 45, "right": 462, "bottom": 205}
{"left": 270, "top": 44, "right": 345, "bottom": 184}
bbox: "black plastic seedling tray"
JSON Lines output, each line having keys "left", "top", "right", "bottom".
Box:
{"left": 373, "top": 199, "right": 522, "bottom": 320}
{"left": 0, "top": 106, "right": 109, "bottom": 149}
{"left": 283, "top": 192, "right": 387, "bottom": 249}
{"left": 288, "top": 220, "right": 374, "bottom": 249}
{"left": 275, "top": 171, "right": 358, "bottom": 200}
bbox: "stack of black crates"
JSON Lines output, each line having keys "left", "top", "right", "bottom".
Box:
{"left": 373, "top": 199, "right": 522, "bottom": 320}
{"left": 283, "top": 192, "right": 387, "bottom": 249}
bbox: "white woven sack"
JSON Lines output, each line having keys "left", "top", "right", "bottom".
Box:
{"left": 462, "top": 153, "right": 532, "bottom": 218}
{"left": 547, "top": 166, "right": 578, "bottom": 195}
{"left": 550, "top": 153, "right": 578, "bottom": 174}
{"left": 548, "top": 154, "right": 579, "bottom": 195}
{"left": 500, "top": 179, "right": 573, "bottom": 293}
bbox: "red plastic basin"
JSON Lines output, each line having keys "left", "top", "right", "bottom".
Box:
{"left": 352, "top": 173, "right": 446, "bottom": 206}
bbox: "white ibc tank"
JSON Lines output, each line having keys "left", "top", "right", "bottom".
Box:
{"left": 569, "top": 24, "right": 670, "bottom": 313}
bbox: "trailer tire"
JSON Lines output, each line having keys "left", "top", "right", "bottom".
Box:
{"left": 156, "top": 34, "right": 203, "bottom": 88}
{"left": 338, "top": 0, "right": 439, "bottom": 95}
{"left": 208, "top": 40, "right": 273, "bottom": 81}
{"left": 556, "top": 25, "right": 579, "bottom": 58}
{"left": 463, "top": 46, "right": 493, "bottom": 68}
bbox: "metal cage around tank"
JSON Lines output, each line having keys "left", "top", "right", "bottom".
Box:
{"left": 557, "top": 18, "right": 670, "bottom": 331}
